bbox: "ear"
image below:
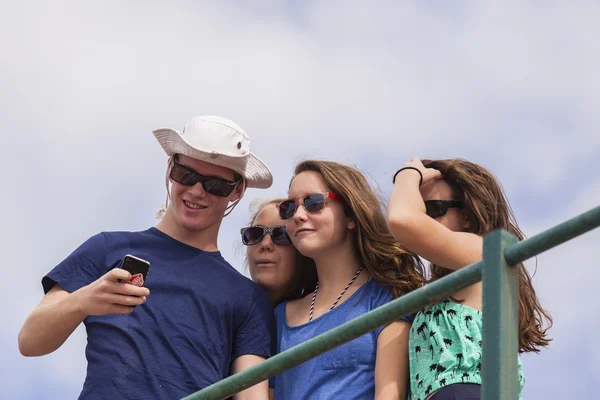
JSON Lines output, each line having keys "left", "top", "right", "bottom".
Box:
{"left": 347, "top": 218, "right": 356, "bottom": 230}
{"left": 229, "top": 181, "right": 245, "bottom": 203}
{"left": 460, "top": 211, "right": 471, "bottom": 231}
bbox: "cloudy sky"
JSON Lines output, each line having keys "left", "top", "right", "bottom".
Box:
{"left": 2, "top": 1, "right": 599, "bottom": 399}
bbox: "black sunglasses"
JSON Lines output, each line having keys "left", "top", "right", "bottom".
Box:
{"left": 170, "top": 163, "right": 240, "bottom": 197}
{"left": 240, "top": 225, "right": 292, "bottom": 246}
{"left": 277, "top": 192, "right": 342, "bottom": 220}
{"left": 425, "top": 200, "right": 464, "bottom": 218}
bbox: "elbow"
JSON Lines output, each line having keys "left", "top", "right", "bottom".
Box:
{"left": 18, "top": 330, "right": 34, "bottom": 357}
{"left": 18, "top": 328, "right": 44, "bottom": 357}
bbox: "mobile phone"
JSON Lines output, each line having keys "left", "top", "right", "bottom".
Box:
{"left": 119, "top": 254, "right": 150, "bottom": 287}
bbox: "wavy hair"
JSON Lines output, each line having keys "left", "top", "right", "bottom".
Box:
{"left": 290, "top": 160, "right": 425, "bottom": 298}
{"left": 422, "top": 158, "right": 553, "bottom": 353}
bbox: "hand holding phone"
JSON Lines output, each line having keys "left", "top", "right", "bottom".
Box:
{"left": 74, "top": 258, "right": 150, "bottom": 316}
{"left": 119, "top": 254, "right": 150, "bottom": 287}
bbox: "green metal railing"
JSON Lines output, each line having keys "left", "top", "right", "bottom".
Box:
{"left": 183, "top": 205, "right": 600, "bottom": 400}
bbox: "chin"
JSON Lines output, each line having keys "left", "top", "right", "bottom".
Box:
{"left": 254, "top": 278, "right": 276, "bottom": 293}
{"left": 294, "top": 242, "right": 322, "bottom": 259}
{"left": 178, "top": 216, "right": 212, "bottom": 232}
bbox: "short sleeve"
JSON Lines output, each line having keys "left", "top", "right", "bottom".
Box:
{"left": 42, "top": 232, "right": 109, "bottom": 294}
{"left": 232, "top": 285, "right": 275, "bottom": 361}
{"left": 369, "top": 280, "right": 413, "bottom": 338}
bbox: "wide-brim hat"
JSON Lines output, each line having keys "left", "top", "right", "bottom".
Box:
{"left": 153, "top": 116, "right": 273, "bottom": 189}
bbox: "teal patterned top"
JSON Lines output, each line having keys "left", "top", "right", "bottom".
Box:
{"left": 409, "top": 301, "right": 524, "bottom": 400}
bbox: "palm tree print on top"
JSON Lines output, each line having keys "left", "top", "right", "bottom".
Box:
{"left": 429, "top": 331, "right": 439, "bottom": 346}
{"left": 464, "top": 315, "right": 473, "bottom": 328}
{"left": 408, "top": 301, "right": 525, "bottom": 400}
{"left": 416, "top": 322, "right": 428, "bottom": 340}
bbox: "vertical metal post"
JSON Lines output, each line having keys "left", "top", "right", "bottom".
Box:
{"left": 481, "top": 230, "right": 520, "bottom": 400}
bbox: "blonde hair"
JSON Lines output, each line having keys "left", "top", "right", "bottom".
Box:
{"left": 246, "top": 198, "right": 317, "bottom": 303}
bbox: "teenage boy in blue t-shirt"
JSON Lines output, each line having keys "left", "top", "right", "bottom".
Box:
{"left": 18, "top": 116, "right": 275, "bottom": 400}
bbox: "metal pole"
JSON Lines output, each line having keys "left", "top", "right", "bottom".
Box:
{"left": 481, "top": 230, "right": 519, "bottom": 400}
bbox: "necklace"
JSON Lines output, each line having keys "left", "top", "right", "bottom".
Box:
{"left": 309, "top": 266, "right": 365, "bottom": 322}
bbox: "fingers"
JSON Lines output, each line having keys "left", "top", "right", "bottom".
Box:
{"left": 103, "top": 269, "right": 150, "bottom": 295}
{"left": 111, "top": 281, "right": 150, "bottom": 297}
{"left": 406, "top": 156, "right": 442, "bottom": 183}
{"left": 106, "top": 268, "right": 131, "bottom": 282}
{"left": 106, "top": 293, "right": 147, "bottom": 307}
{"left": 408, "top": 156, "right": 424, "bottom": 167}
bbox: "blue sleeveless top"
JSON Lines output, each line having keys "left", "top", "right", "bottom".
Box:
{"left": 272, "top": 278, "right": 413, "bottom": 400}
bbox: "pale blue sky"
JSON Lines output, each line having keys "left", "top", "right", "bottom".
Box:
{"left": 1, "top": 2, "right": 599, "bottom": 399}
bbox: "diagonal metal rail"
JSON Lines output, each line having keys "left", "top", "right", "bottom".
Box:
{"left": 182, "top": 205, "right": 600, "bottom": 400}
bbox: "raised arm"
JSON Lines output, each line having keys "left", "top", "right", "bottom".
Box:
{"left": 18, "top": 268, "right": 149, "bottom": 356}
{"left": 387, "top": 157, "right": 482, "bottom": 270}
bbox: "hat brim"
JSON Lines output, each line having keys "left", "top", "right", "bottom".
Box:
{"left": 153, "top": 128, "right": 273, "bottom": 189}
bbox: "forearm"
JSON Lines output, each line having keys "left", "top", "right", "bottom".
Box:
{"left": 388, "top": 170, "right": 426, "bottom": 230}
{"left": 18, "top": 291, "right": 86, "bottom": 356}
{"left": 231, "top": 355, "right": 268, "bottom": 400}
{"left": 233, "top": 380, "right": 268, "bottom": 400}
{"left": 375, "top": 322, "right": 410, "bottom": 400}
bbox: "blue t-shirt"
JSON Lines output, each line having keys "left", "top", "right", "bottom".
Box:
{"left": 42, "top": 227, "right": 274, "bottom": 400}
{"left": 272, "top": 278, "right": 414, "bottom": 400}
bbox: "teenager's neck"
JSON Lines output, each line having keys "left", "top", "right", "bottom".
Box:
{"left": 312, "top": 243, "right": 367, "bottom": 295}
{"left": 155, "top": 213, "right": 220, "bottom": 252}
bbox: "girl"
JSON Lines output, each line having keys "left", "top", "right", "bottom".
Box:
{"left": 242, "top": 198, "right": 317, "bottom": 305}
{"left": 273, "top": 160, "right": 425, "bottom": 400}
{"left": 387, "top": 157, "right": 552, "bottom": 400}
{"left": 243, "top": 198, "right": 317, "bottom": 400}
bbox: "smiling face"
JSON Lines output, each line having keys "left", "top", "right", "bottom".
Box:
{"left": 247, "top": 203, "right": 298, "bottom": 303}
{"left": 284, "top": 171, "right": 355, "bottom": 259}
{"left": 164, "top": 154, "right": 242, "bottom": 234}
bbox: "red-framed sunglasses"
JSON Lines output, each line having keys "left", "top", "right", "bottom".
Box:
{"left": 277, "top": 192, "right": 342, "bottom": 220}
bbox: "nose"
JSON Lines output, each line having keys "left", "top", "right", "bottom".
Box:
{"left": 292, "top": 202, "right": 308, "bottom": 224}
{"left": 187, "top": 182, "right": 207, "bottom": 197}
{"left": 259, "top": 233, "right": 274, "bottom": 252}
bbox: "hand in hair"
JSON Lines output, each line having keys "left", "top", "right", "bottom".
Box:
{"left": 387, "top": 156, "right": 482, "bottom": 271}
{"left": 399, "top": 156, "right": 443, "bottom": 185}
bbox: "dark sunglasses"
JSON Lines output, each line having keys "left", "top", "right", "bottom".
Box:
{"left": 170, "top": 163, "right": 240, "bottom": 197}
{"left": 277, "top": 192, "right": 342, "bottom": 220}
{"left": 240, "top": 225, "right": 292, "bottom": 246}
{"left": 425, "top": 200, "right": 464, "bottom": 218}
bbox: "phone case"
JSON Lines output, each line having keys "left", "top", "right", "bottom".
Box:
{"left": 119, "top": 255, "right": 150, "bottom": 287}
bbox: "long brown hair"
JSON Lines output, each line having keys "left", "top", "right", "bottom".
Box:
{"left": 291, "top": 160, "right": 425, "bottom": 298}
{"left": 422, "top": 158, "right": 553, "bottom": 353}
{"left": 247, "top": 198, "right": 318, "bottom": 304}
